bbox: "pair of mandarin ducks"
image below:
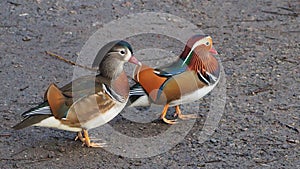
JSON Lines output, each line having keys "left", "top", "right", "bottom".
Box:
{"left": 13, "top": 35, "right": 220, "bottom": 147}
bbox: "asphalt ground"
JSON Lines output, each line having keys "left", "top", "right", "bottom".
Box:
{"left": 0, "top": 0, "right": 299, "bottom": 168}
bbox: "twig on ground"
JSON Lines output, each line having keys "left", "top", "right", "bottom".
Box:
{"left": 45, "top": 51, "right": 98, "bottom": 72}
{"left": 0, "top": 133, "right": 11, "bottom": 137}
{"left": 10, "top": 148, "right": 28, "bottom": 157}
{"left": 246, "top": 84, "right": 273, "bottom": 95}
{"left": 261, "top": 10, "right": 298, "bottom": 17}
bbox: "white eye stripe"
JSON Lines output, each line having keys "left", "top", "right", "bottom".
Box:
{"left": 123, "top": 48, "right": 132, "bottom": 61}
{"left": 182, "top": 36, "right": 211, "bottom": 65}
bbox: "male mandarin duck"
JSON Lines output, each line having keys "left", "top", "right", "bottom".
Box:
{"left": 129, "top": 35, "right": 220, "bottom": 124}
{"left": 13, "top": 40, "right": 141, "bottom": 147}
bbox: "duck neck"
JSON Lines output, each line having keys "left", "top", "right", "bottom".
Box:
{"left": 99, "top": 58, "right": 124, "bottom": 80}
{"left": 180, "top": 50, "right": 220, "bottom": 80}
{"left": 180, "top": 49, "right": 209, "bottom": 72}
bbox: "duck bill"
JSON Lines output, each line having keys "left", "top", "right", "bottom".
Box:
{"left": 209, "top": 47, "right": 218, "bottom": 55}
{"left": 128, "top": 55, "right": 142, "bottom": 66}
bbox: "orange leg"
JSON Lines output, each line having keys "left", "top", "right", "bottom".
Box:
{"left": 160, "top": 104, "right": 177, "bottom": 124}
{"left": 174, "top": 105, "right": 198, "bottom": 120}
{"left": 75, "top": 131, "right": 85, "bottom": 142}
{"left": 75, "top": 129, "right": 106, "bottom": 148}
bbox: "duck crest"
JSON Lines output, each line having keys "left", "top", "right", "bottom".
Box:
{"left": 179, "top": 37, "right": 220, "bottom": 83}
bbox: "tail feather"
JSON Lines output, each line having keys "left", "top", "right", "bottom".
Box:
{"left": 128, "top": 83, "right": 150, "bottom": 107}
{"left": 22, "top": 102, "right": 50, "bottom": 117}
{"left": 22, "top": 106, "right": 51, "bottom": 117}
{"left": 13, "top": 114, "right": 51, "bottom": 130}
{"left": 13, "top": 102, "right": 52, "bottom": 130}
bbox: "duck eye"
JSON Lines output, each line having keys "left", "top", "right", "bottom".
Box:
{"left": 120, "top": 50, "right": 126, "bottom": 55}
{"left": 205, "top": 41, "right": 210, "bottom": 46}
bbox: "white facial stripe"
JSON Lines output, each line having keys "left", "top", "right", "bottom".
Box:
{"left": 123, "top": 48, "right": 132, "bottom": 61}
{"left": 182, "top": 36, "right": 211, "bottom": 65}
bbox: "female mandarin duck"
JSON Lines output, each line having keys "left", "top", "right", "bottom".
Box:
{"left": 129, "top": 35, "right": 220, "bottom": 124}
{"left": 13, "top": 40, "right": 141, "bottom": 147}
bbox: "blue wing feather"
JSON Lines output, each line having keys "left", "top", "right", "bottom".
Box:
{"left": 153, "top": 59, "right": 188, "bottom": 77}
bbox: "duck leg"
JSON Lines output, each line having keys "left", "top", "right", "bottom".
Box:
{"left": 75, "top": 131, "right": 85, "bottom": 142}
{"left": 174, "top": 105, "right": 198, "bottom": 120}
{"left": 76, "top": 129, "right": 106, "bottom": 148}
{"left": 160, "top": 104, "right": 177, "bottom": 124}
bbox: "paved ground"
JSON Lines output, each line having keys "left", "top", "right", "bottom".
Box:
{"left": 0, "top": 0, "right": 299, "bottom": 168}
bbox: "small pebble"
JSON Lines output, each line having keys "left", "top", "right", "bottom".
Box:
{"left": 210, "top": 138, "right": 217, "bottom": 143}
{"left": 19, "top": 13, "right": 29, "bottom": 16}
{"left": 22, "top": 36, "right": 31, "bottom": 41}
{"left": 281, "top": 144, "right": 289, "bottom": 149}
{"left": 48, "top": 151, "right": 55, "bottom": 158}
{"left": 58, "top": 147, "right": 65, "bottom": 152}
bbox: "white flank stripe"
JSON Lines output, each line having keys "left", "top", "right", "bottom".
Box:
{"left": 128, "top": 95, "right": 150, "bottom": 107}
{"left": 170, "top": 77, "right": 220, "bottom": 106}
{"left": 33, "top": 116, "right": 81, "bottom": 132}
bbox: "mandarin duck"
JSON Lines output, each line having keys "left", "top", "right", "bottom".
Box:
{"left": 13, "top": 40, "right": 141, "bottom": 147}
{"left": 129, "top": 35, "right": 220, "bottom": 124}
